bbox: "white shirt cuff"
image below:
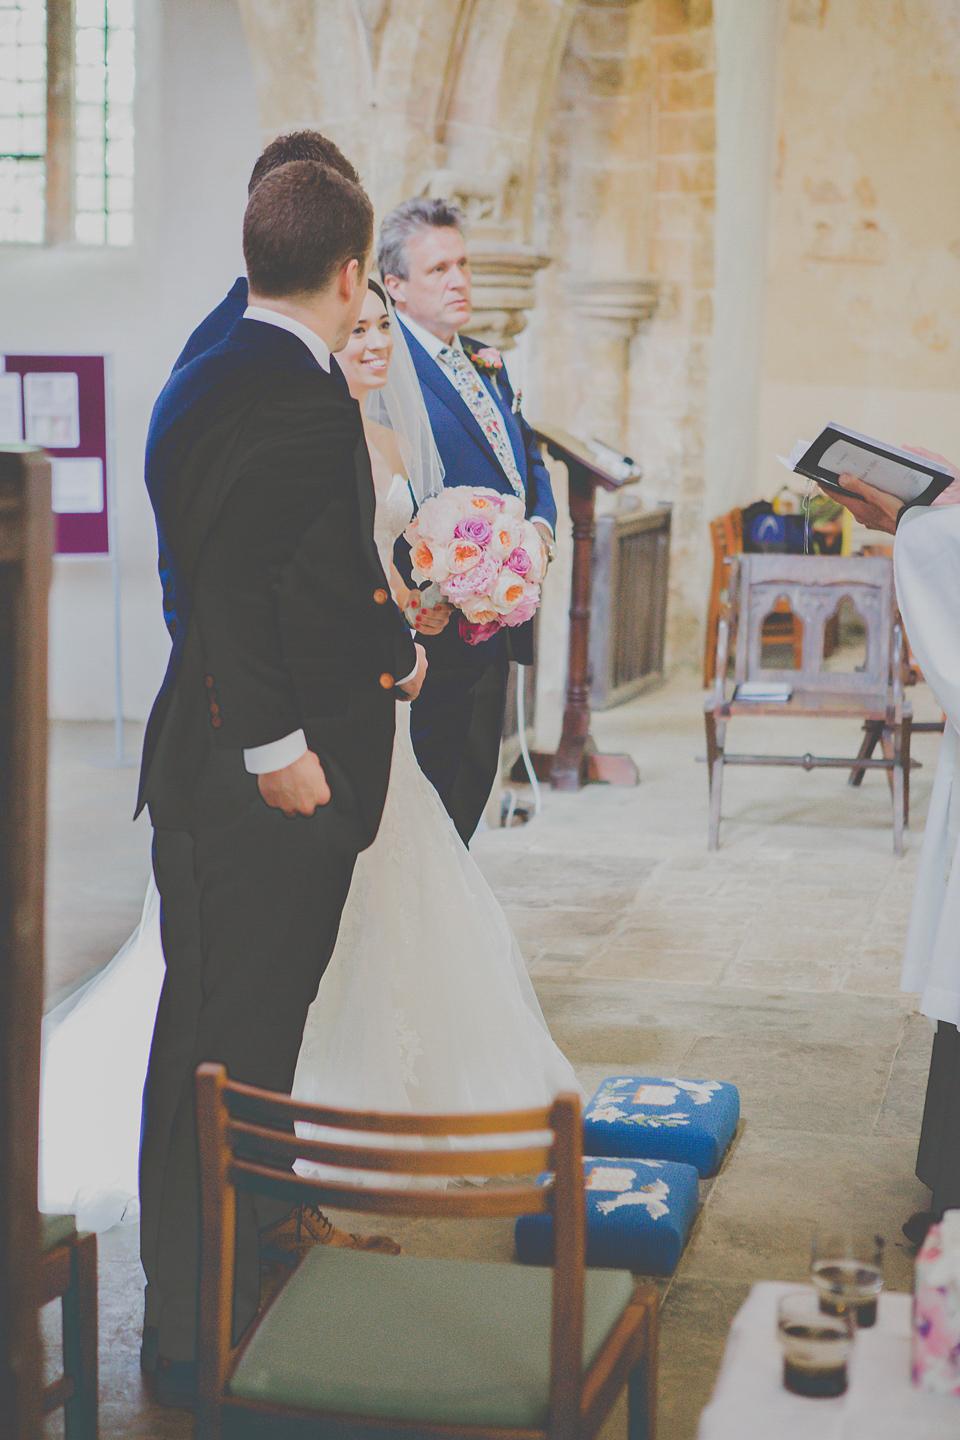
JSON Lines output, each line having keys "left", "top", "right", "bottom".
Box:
{"left": 243, "top": 729, "right": 308, "bottom": 775}
{"left": 531, "top": 516, "right": 555, "bottom": 538}
{"left": 397, "top": 659, "right": 419, "bottom": 688}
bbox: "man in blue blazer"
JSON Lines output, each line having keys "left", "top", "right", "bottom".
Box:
{"left": 379, "top": 199, "right": 557, "bottom": 843}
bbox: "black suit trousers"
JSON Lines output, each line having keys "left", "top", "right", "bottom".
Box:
{"left": 411, "top": 648, "right": 509, "bottom": 844}
{"left": 140, "top": 794, "right": 357, "bottom": 1362}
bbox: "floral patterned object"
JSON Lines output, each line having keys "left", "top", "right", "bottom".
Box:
{"left": 582, "top": 1075, "right": 741, "bottom": 1178}
{"left": 913, "top": 1210, "right": 960, "bottom": 1396}
{"left": 404, "top": 486, "right": 545, "bottom": 644}
{"left": 514, "top": 1156, "right": 700, "bottom": 1275}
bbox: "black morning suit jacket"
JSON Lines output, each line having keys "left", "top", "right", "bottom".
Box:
{"left": 137, "top": 318, "right": 416, "bottom": 846}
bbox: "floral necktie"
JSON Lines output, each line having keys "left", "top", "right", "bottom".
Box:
{"left": 438, "top": 345, "right": 525, "bottom": 500}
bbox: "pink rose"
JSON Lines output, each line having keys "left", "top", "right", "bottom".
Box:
{"left": 475, "top": 347, "right": 503, "bottom": 369}
{"left": 455, "top": 517, "right": 493, "bottom": 546}
{"left": 460, "top": 617, "right": 502, "bottom": 645}
{"left": 506, "top": 546, "right": 532, "bottom": 577}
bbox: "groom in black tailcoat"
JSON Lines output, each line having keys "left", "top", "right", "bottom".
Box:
{"left": 379, "top": 199, "right": 557, "bottom": 843}
{"left": 137, "top": 160, "right": 424, "bottom": 1405}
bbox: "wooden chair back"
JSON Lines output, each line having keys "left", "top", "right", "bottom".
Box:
{"left": 195, "top": 1065, "right": 588, "bottom": 1433}
{"left": 731, "top": 553, "right": 895, "bottom": 694}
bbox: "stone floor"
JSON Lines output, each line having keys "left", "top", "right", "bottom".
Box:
{"left": 40, "top": 668, "right": 943, "bottom": 1437}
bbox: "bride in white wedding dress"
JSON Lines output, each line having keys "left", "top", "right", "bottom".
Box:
{"left": 39, "top": 283, "right": 581, "bottom": 1230}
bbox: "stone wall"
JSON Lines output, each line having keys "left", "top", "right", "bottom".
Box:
{"left": 756, "top": 0, "right": 960, "bottom": 503}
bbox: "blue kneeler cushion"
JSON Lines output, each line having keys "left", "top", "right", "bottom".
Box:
{"left": 515, "top": 1157, "right": 699, "bottom": 1276}
{"left": 582, "top": 1076, "right": 740, "bottom": 1178}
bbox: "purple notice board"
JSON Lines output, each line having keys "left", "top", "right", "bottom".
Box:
{"left": 2, "top": 354, "right": 111, "bottom": 556}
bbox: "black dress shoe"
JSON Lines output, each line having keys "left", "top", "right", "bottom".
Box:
{"left": 154, "top": 1355, "right": 197, "bottom": 1410}
{"left": 902, "top": 1211, "right": 939, "bottom": 1249}
{"left": 140, "top": 1324, "right": 158, "bottom": 1375}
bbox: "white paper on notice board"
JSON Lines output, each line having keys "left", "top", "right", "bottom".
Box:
{"left": 51, "top": 457, "right": 104, "bottom": 514}
{"left": 0, "top": 372, "right": 23, "bottom": 443}
{"left": 24, "top": 371, "right": 80, "bottom": 448}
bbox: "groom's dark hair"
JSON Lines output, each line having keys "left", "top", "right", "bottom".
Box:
{"left": 243, "top": 160, "right": 373, "bottom": 298}
{"left": 248, "top": 130, "right": 359, "bottom": 196}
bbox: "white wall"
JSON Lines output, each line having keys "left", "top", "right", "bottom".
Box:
{"left": 0, "top": 0, "right": 261, "bottom": 719}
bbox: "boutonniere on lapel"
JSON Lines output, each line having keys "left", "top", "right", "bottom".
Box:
{"left": 468, "top": 346, "right": 523, "bottom": 414}
{"left": 468, "top": 346, "right": 504, "bottom": 379}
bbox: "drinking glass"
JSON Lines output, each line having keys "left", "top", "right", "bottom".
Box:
{"left": 777, "top": 1289, "right": 854, "bottom": 1397}
{"left": 810, "top": 1225, "right": 884, "bottom": 1327}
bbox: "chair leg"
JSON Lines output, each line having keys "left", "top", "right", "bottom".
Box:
{"left": 708, "top": 723, "right": 725, "bottom": 852}
{"left": 627, "top": 1348, "right": 657, "bottom": 1439}
{"left": 849, "top": 720, "right": 882, "bottom": 788}
{"left": 704, "top": 711, "right": 718, "bottom": 800}
{"left": 892, "top": 727, "right": 904, "bottom": 858}
{"left": 902, "top": 715, "right": 913, "bottom": 828}
{"left": 62, "top": 1233, "right": 98, "bottom": 1440}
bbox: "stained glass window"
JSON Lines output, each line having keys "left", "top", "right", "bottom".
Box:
{"left": 0, "top": 0, "right": 134, "bottom": 246}
{"left": 0, "top": 0, "right": 47, "bottom": 243}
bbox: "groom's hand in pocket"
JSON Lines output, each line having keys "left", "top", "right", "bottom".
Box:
{"left": 258, "top": 750, "right": 331, "bottom": 817}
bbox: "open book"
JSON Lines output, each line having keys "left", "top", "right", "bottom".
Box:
{"left": 777, "top": 422, "right": 953, "bottom": 506}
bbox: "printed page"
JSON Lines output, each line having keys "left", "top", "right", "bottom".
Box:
{"left": 819, "top": 439, "right": 931, "bottom": 502}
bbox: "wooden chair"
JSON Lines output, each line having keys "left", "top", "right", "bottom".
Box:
{"left": 195, "top": 1064, "right": 658, "bottom": 1440}
{"left": 40, "top": 1214, "right": 98, "bottom": 1438}
{"left": 703, "top": 509, "right": 803, "bottom": 686}
{"left": 703, "top": 554, "right": 915, "bottom": 853}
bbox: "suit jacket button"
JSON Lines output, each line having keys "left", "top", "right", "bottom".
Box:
{"left": 211, "top": 716, "right": 222, "bottom": 729}
{"left": 210, "top": 702, "right": 219, "bottom": 716}
{"left": 373, "top": 588, "right": 388, "bottom": 605}
{"left": 204, "top": 675, "right": 214, "bottom": 688}
{"left": 379, "top": 672, "right": 393, "bottom": 690}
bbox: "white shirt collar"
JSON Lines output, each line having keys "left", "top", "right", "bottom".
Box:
{"left": 395, "top": 310, "right": 463, "bottom": 362}
{"left": 243, "top": 305, "right": 331, "bottom": 372}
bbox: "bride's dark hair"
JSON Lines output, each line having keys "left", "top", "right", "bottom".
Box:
{"left": 368, "top": 278, "right": 388, "bottom": 306}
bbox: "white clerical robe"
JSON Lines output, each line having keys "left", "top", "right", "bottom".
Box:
{"left": 895, "top": 504, "right": 960, "bottom": 1026}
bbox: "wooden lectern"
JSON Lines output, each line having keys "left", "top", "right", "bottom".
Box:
{"left": 529, "top": 425, "right": 641, "bottom": 791}
{"left": 0, "top": 447, "right": 52, "bottom": 1440}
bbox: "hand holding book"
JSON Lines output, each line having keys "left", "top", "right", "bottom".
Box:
{"left": 777, "top": 424, "right": 960, "bottom": 535}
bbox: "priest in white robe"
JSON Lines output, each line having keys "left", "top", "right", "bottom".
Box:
{"left": 827, "top": 457, "right": 960, "bottom": 1246}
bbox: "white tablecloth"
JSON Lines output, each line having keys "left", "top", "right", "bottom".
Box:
{"left": 697, "top": 1282, "right": 960, "bottom": 1440}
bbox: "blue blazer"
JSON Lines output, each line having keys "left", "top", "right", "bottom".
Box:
{"left": 173, "top": 277, "right": 249, "bottom": 371}
{"left": 401, "top": 324, "right": 556, "bottom": 669}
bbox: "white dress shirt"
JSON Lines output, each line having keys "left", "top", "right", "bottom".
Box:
{"left": 239, "top": 305, "right": 415, "bottom": 776}
{"left": 396, "top": 311, "right": 554, "bottom": 537}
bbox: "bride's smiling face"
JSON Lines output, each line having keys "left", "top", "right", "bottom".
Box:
{"left": 339, "top": 288, "right": 393, "bottom": 401}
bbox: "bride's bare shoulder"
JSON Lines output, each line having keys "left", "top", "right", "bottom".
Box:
{"left": 363, "top": 417, "right": 407, "bottom": 478}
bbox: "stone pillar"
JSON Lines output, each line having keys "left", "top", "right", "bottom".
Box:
{"left": 567, "top": 277, "right": 658, "bottom": 449}
{"left": 466, "top": 249, "right": 550, "bottom": 351}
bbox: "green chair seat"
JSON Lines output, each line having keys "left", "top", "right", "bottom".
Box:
{"left": 229, "top": 1248, "right": 636, "bottom": 1428}
{"left": 40, "top": 1212, "right": 76, "bottom": 1253}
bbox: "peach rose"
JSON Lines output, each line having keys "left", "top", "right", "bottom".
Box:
{"left": 411, "top": 537, "right": 450, "bottom": 583}
{"left": 460, "top": 594, "right": 500, "bottom": 625}
{"left": 445, "top": 537, "right": 483, "bottom": 573}
{"left": 489, "top": 517, "right": 523, "bottom": 560}
{"left": 491, "top": 569, "right": 528, "bottom": 615}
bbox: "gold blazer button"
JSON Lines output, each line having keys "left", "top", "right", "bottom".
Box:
{"left": 373, "top": 588, "right": 389, "bottom": 605}
{"left": 379, "top": 672, "right": 394, "bottom": 690}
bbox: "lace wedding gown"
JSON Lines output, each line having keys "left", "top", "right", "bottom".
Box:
{"left": 39, "top": 474, "right": 580, "bottom": 1229}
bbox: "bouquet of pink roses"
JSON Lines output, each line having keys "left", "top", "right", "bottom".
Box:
{"left": 403, "top": 487, "right": 547, "bottom": 645}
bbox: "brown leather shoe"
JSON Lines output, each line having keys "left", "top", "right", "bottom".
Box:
{"left": 261, "top": 1203, "right": 401, "bottom": 1262}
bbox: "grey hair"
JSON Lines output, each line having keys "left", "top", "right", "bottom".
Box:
{"left": 377, "top": 197, "right": 466, "bottom": 280}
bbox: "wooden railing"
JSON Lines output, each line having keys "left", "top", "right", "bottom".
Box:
{"left": 0, "top": 446, "right": 53, "bottom": 1440}
{"left": 590, "top": 505, "right": 671, "bottom": 710}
